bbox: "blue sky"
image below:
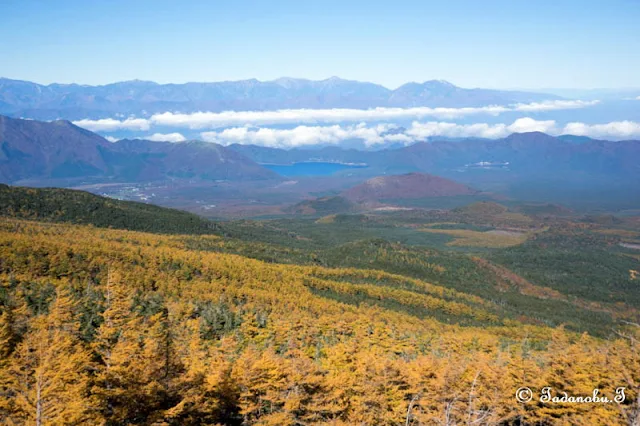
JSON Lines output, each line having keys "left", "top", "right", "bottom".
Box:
{"left": 1, "top": 0, "right": 639, "bottom": 89}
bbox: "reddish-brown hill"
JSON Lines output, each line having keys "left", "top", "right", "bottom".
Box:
{"left": 342, "top": 172, "right": 478, "bottom": 202}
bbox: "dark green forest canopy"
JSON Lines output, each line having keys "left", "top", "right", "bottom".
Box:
{"left": 0, "top": 184, "right": 220, "bottom": 234}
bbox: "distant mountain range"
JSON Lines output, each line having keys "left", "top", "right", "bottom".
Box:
{"left": 0, "top": 77, "right": 560, "bottom": 120}
{"left": 0, "top": 115, "right": 277, "bottom": 184}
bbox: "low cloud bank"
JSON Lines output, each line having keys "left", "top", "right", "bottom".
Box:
{"left": 201, "top": 124, "right": 405, "bottom": 148}
{"left": 563, "top": 121, "right": 640, "bottom": 139}
{"left": 144, "top": 132, "right": 187, "bottom": 142}
{"left": 73, "top": 117, "right": 150, "bottom": 132}
{"left": 200, "top": 118, "right": 640, "bottom": 148}
{"left": 73, "top": 100, "right": 598, "bottom": 132}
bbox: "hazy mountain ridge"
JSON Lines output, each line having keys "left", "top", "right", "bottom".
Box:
{"left": 0, "top": 77, "right": 561, "bottom": 119}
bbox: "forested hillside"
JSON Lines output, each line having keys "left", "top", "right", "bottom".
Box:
{"left": 0, "top": 218, "right": 639, "bottom": 425}
{"left": 0, "top": 184, "right": 219, "bottom": 235}
{"left": 4, "top": 1, "right": 640, "bottom": 425}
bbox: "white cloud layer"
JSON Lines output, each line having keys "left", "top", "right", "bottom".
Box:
{"left": 72, "top": 100, "right": 598, "bottom": 132}
{"left": 405, "top": 118, "right": 557, "bottom": 140}
{"left": 512, "top": 100, "right": 598, "bottom": 112}
{"left": 562, "top": 121, "right": 640, "bottom": 139}
{"left": 201, "top": 124, "right": 402, "bottom": 148}
{"left": 200, "top": 118, "right": 640, "bottom": 148}
{"left": 73, "top": 117, "right": 150, "bottom": 132}
{"left": 144, "top": 132, "right": 187, "bottom": 142}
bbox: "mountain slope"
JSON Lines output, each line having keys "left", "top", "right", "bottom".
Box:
{"left": 0, "top": 115, "right": 111, "bottom": 182}
{"left": 0, "top": 115, "right": 279, "bottom": 183}
{"left": 0, "top": 184, "right": 220, "bottom": 234}
{"left": 342, "top": 172, "right": 478, "bottom": 202}
{"left": 106, "top": 138, "right": 279, "bottom": 181}
{"left": 285, "top": 196, "right": 357, "bottom": 215}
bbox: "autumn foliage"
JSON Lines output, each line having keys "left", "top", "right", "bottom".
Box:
{"left": 0, "top": 218, "right": 638, "bottom": 425}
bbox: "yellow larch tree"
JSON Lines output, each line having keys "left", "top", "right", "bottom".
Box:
{"left": 1, "top": 286, "right": 98, "bottom": 426}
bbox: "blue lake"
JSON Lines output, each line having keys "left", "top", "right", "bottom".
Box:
{"left": 263, "top": 162, "right": 368, "bottom": 177}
